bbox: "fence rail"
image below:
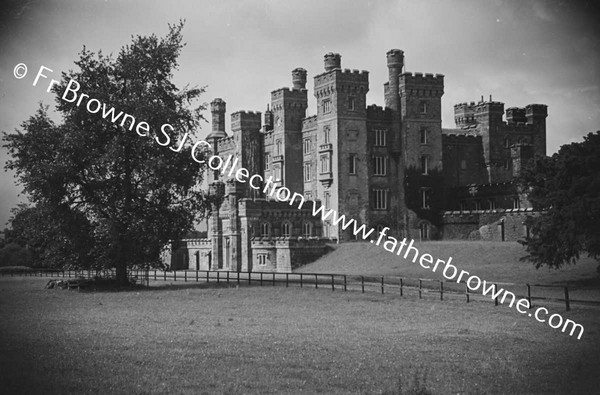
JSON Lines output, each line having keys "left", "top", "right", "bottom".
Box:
{"left": 3, "top": 268, "right": 600, "bottom": 312}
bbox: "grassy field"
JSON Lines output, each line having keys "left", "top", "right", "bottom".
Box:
{"left": 297, "top": 241, "right": 600, "bottom": 286}
{"left": 1, "top": 276, "right": 600, "bottom": 394}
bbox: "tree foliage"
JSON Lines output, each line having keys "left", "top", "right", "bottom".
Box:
{"left": 3, "top": 22, "right": 208, "bottom": 283}
{"left": 518, "top": 131, "right": 600, "bottom": 270}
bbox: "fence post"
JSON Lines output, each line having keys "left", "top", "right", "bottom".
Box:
{"left": 185, "top": 271, "right": 187, "bottom": 282}
{"left": 400, "top": 278, "right": 403, "bottom": 297}
{"left": 331, "top": 275, "right": 335, "bottom": 291}
{"left": 260, "top": 272, "right": 263, "bottom": 286}
{"left": 154, "top": 270, "right": 157, "bottom": 281}
{"left": 440, "top": 281, "right": 444, "bottom": 301}
{"left": 286, "top": 273, "right": 289, "bottom": 288}
{"left": 344, "top": 275, "right": 347, "bottom": 292}
{"left": 300, "top": 273, "right": 303, "bottom": 288}
{"left": 466, "top": 284, "right": 470, "bottom": 303}
{"left": 564, "top": 286, "right": 570, "bottom": 311}
{"left": 227, "top": 271, "right": 230, "bottom": 284}
{"left": 206, "top": 271, "right": 210, "bottom": 283}
{"left": 381, "top": 277, "right": 384, "bottom": 294}
{"left": 361, "top": 276, "right": 364, "bottom": 293}
{"left": 196, "top": 270, "right": 199, "bottom": 282}
{"left": 419, "top": 279, "right": 422, "bottom": 299}
{"left": 527, "top": 284, "right": 532, "bottom": 307}
{"left": 248, "top": 272, "right": 251, "bottom": 285}
{"left": 217, "top": 271, "right": 220, "bottom": 283}
{"left": 237, "top": 271, "right": 240, "bottom": 286}
{"left": 315, "top": 274, "right": 318, "bottom": 289}
{"left": 174, "top": 270, "right": 177, "bottom": 282}
{"left": 494, "top": 284, "right": 499, "bottom": 306}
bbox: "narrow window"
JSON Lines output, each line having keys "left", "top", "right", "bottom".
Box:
{"left": 324, "top": 126, "right": 331, "bottom": 144}
{"left": 303, "top": 162, "right": 312, "bottom": 182}
{"left": 504, "top": 137, "right": 510, "bottom": 148}
{"left": 421, "top": 155, "right": 429, "bottom": 175}
{"left": 373, "top": 189, "right": 388, "bottom": 210}
{"left": 420, "top": 101, "right": 427, "bottom": 114}
{"left": 320, "top": 155, "right": 330, "bottom": 173}
{"left": 474, "top": 199, "right": 482, "bottom": 211}
{"left": 504, "top": 159, "right": 510, "bottom": 170}
{"left": 303, "top": 222, "right": 312, "bottom": 237}
{"left": 375, "top": 129, "right": 387, "bottom": 146}
{"left": 323, "top": 99, "right": 332, "bottom": 114}
{"left": 489, "top": 198, "right": 497, "bottom": 210}
{"left": 421, "top": 189, "right": 431, "bottom": 209}
{"left": 303, "top": 138, "right": 311, "bottom": 154}
{"left": 460, "top": 159, "right": 467, "bottom": 170}
{"left": 282, "top": 222, "right": 291, "bottom": 237}
{"left": 264, "top": 153, "right": 270, "bottom": 171}
{"left": 513, "top": 197, "right": 521, "bottom": 210}
{"left": 348, "top": 97, "right": 355, "bottom": 111}
{"left": 374, "top": 156, "right": 387, "bottom": 176}
{"left": 324, "top": 192, "right": 330, "bottom": 209}
{"left": 276, "top": 140, "right": 282, "bottom": 156}
{"left": 261, "top": 223, "right": 270, "bottom": 237}
{"left": 349, "top": 154, "right": 357, "bottom": 175}
{"left": 420, "top": 223, "right": 430, "bottom": 240}
{"left": 420, "top": 128, "right": 428, "bottom": 144}
{"left": 274, "top": 164, "right": 282, "bottom": 181}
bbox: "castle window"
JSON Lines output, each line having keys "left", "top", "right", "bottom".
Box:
{"left": 474, "top": 199, "right": 482, "bottom": 211}
{"left": 304, "top": 192, "right": 312, "bottom": 200}
{"left": 488, "top": 198, "right": 497, "bottom": 210}
{"left": 282, "top": 222, "right": 291, "bottom": 238}
{"left": 460, "top": 159, "right": 467, "bottom": 170}
{"left": 373, "top": 189, "right": 388, "bottom": 210}
{"left": 302, "top": 222, "right": 312, "bottom": 237}
{"left": 374, "top": 129, "right": 387, "bottom": 146}
{"left": 374, "top": 156, "right": 387, "bottom": 176}
{"left": 303, "top": 138, "right": 311, "bottom": 154}
{"left": 324, "top": 126, "right": 331, "bottom": 144}
{"left": 504, "top": 137, "right": 510, "bottom": 148}
{"left": 274, "top": 164, "right": 282, "bottom": 181}
{"left": 504, "top": 159, "right": 510, "bottom": 170}
{"left": 420, "top": 128, "right": 428, "bottom": 144}
{"left": 420, "top": 101, "right": 427, "bottom": 114}
{"left": 276, "top": 140, "right": 282, "bottom": 156}
{"left": 459, "top": 200, "right": 467, "bottom": 211}
{"left": 324, "top": 192, "right": 330, "bottom": 209}
{"left": 257, "top": 254, "right": 268, "bottom": 266}
{"left": 349, "top": 154, "right": 357, "bottom": 175}
{"left": 420, "top": 222, "right": 430, "bottom": 240}
{"left": 421, "top": 155, "right": 430, "bottom": 175}
{"left": 260, "top": 222, "right": 271, "bottom": 237}
{"left": 264, "top": 152, "right": 270, "bottom": 171}
{"left": 421, "top": 188, "right": 431, "bottom": 209}
{"left": 303, "top": 162, "right": 312, "bottom": 182}
{"left": 348, "top": 97, "right": 355, "bottom": 111}
{"left": 513, "top": 197, "right": 521, "bottom": 210}
{"left": 323, "top": 99, "right": 332, "bottom": 114}
{"left": 320, "top": 154, "right": 330, "bottom": 173}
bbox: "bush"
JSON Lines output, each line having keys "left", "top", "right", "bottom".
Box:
{"left": 0, "top": 243, "right": 33, "bottom": 267}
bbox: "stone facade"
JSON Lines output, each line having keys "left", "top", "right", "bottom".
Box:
{"left": 163, "top": 49, "right": 548, "bottom": 272}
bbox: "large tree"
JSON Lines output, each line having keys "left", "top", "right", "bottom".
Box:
{"left": 3, "top": 22, "right": 208, "bottom": 284}
{"left": 519, "top": 131, "right": 600, "bottom": 271}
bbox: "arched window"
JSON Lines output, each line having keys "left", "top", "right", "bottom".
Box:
{"left": 261, "top": 222, "right": 270, "bottom": 237}
{"left": 302, "top": 222, "right": 312, "bottom": 237}
{"left": 420, "top": 222, "right": 430, "bottom": 240}
{"left": 281, "top": 222, "right": 291, "bottom": 238}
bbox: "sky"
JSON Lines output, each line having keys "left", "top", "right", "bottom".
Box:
{"left": 0, "top": 0, "right": 598, "bottom": 228}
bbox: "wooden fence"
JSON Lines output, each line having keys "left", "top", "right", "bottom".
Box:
{"left": 3, "top": 268, "right": 600, "bottom": 312}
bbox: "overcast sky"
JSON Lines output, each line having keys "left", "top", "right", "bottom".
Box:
{"left": 0, "top": 0, "right": 598, "bottom": 228}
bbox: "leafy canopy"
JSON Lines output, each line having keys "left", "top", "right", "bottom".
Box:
{"left": 519, "top": 131, "right": 600, "bottom": 270}
{"left": 3, "top": 22, "right": 208, "bottom": 282}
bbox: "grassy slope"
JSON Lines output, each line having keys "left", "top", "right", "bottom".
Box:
{"left": 0, "top": 277, "right": 599, "bottom": 394}
{"left": 297, "top": 241, "right": 600, "bottom": 286}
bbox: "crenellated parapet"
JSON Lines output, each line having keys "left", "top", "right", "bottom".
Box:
{"left": 399, "top": 72, "right": 444, "bottom": 97}
{"left": 231, "top": 111, "right": 262, "bottom": 133}
{"left": 366, "top": 104, "right": 392, "bottom": 120}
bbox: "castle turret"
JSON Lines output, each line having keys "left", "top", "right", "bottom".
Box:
{"left": 292, "top": 68, "right": 307, "bottom": 89}
{"left": 262, "top": 104, "right": 273, "bottom": 132}
{"left": 207, "top": 98, "right": 227, "bottom": 140}
{"left": 385, "top": 49, "right": 404, "bottom": 112}
{"left": 324, "top": 53, "right": 341, "bottom": 71}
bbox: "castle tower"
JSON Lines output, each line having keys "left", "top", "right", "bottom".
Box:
{"left": 268, "top": 68, "right": 309, "bottom": 195}
{"left": 474, "top": 100, "right": 505, "bottom": 183}
{"left": 385, "top": 49, "right": 404, "bottom": 154}
{"left": 526, "top": 104, "right": 548, "bottom": 157}
{"left": 312, "top": 52, "right": 370, "bottom": 241}
{"left": 207, "top": 98, "right": 228, "bottom": 182}
{"left": 231, "top": 110, "right": 263, "bottom": 198}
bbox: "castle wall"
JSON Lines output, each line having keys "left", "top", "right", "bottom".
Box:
{"left": 442, "top": 208, "right": 536, "bottom": 241}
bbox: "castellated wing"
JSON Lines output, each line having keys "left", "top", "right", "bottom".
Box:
{"left": 164, "top": 50, "right": 547, "bottom": 272}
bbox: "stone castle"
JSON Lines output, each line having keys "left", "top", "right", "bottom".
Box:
{"left": 165, "top": 49, "right": 547, "bottom": 272}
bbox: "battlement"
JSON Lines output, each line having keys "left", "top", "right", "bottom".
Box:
{"left": 525, "top": 104, "right": 548, "bottom": 117}
{"left": 324, "top": 52, "right": 341, "bottom": 71}
{"left": 366, "top": 104, "right": 392, "bottom": 120}
{"left": 399, "top": 72, "right": 444, "bottom": 96}
{"left": 302, "top": 115, "right": 318, "bottom": 130}
{"left": 400, "top": 72, "right": 444, "bottom": 82}
{"left": 442, "top": 133, "right": 482, "bottom": 145}
{"left": 178, "top": 238, "right": 212, "bottom": 247}
{"left": 231, "top": 110, "right": 262, "bottom": 132}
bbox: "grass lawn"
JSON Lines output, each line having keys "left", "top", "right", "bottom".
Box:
{"left": 298, "top": 241, "right": 600, "bottom": 286}
{"left": 1, "top": 277, "right": 599, "bottom": 394}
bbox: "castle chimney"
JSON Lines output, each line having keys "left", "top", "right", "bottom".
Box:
{"left": 207, "top": 98, "right": 227, "bottom": 140}
{"left": 263, "top": 104, "right": 273, "bottom": 131}
{"left": 292, "top": 68, "right": 307, "bottom": 89}
{"left": 324, "top": 53, "right": 341, "bottom": 71}
{"left": 386, "top": 49, "right": 404, "bottom": 111}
